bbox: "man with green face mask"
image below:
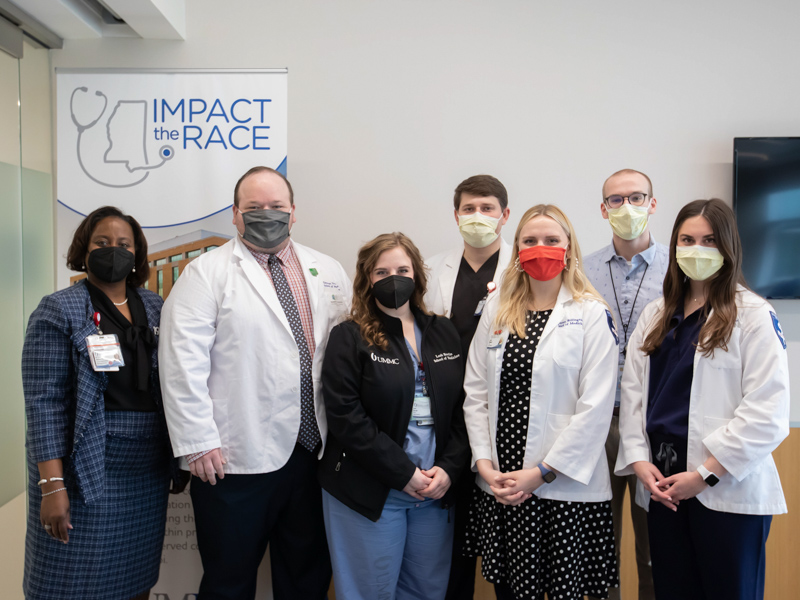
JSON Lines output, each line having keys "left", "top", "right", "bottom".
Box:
{"left": 426, "top": 174, "right": 511, "bottom": 600}
{"left": 583, "top": 168, "right": 669, "bottom": 600}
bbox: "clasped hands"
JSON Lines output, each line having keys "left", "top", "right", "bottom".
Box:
{"left": 402, "top": 467, "right": 451, "bottom": 500}
{"left": 477, "top": 460, "right": 545, "bottom": 506}
{"left": 632, "top": 461, "right": 709, "bottom": 512}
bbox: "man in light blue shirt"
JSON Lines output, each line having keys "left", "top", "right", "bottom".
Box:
{"left": 583, "top": 169, "right": 669, "bottom": 600}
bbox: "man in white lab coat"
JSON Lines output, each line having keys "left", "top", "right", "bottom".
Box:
{"left": 425, "top": 174, "right": 511, "bottom": 600}
{"left": 160, "top": 167, "right": 351, "bottom": 599}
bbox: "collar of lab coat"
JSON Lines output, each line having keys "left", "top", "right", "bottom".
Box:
{"left": 231, "top": 235, "right": 322, "bottom": 345}
{"left": 435, "top": 238, "right": 511, "bottom": 316}
{"left": 537, "top": 283, "right": 575, "bottom": 345}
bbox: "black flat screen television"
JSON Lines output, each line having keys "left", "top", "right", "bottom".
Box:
{"left": 733, "top": 137, "right": 800, "bottom": 299}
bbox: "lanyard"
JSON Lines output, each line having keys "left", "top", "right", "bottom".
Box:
{"left": 408, "top": 333, "right": 427, "bottom": 396}
{"left": 608, "top": 260, "right": 649, "bottom": 357}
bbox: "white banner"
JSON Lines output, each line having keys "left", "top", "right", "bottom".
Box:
{"left": 56, "top": 68, "right": 287, "bottom": 228}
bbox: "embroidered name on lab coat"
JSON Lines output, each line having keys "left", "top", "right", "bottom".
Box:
{"left": 557, "top": 318, "right": 583, "bottom": 327}
{"left": 432, "top": 352, "right": 461, "bottom": 363}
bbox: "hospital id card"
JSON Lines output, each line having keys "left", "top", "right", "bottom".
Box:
{"left": 411, "top": 395, "right": 434, "bottom": 426}
{"left": 488, "top": 330, "right": 504, "bottom": 349}
{"left": 86, "top": 334, "right": 124, "bottom": 372}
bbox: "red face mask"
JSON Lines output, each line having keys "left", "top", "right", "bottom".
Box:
{"left": 518, "top": 246, "right": 567, "bottom": 281}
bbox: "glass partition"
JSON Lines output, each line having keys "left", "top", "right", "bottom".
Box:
{"left": 0, "top": 38, "right": 54, "bottom": 507}
{"left": 0, "top": 45, "right": 24, "bottom": 508}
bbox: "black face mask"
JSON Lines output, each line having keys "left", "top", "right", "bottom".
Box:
{"left": 87, "top": 247, "right": 135, "bottom": 283}
{"left": 372, "top": 275, "right": 415, "bottom": 309}
{"left": 241, "top": 209, "right": 291, "bottom": 249}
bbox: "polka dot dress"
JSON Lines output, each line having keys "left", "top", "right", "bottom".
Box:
{"left": 463, "top": 310, "right": 618, "bottom": 600}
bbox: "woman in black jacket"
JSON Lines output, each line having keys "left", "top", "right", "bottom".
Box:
{"left": 319, "top": 232, "right": 469, "bottom": 600}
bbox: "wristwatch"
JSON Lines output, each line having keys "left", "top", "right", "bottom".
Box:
{"left": 537, "top": 463, "right": 556, "bottom": 484}
{"left": 696, "top": 464, "right": 719, "bottom": 487}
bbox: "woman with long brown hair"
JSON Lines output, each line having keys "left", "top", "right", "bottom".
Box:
{"left": 462, "top": 204, "right": 619, "bottom": 600}
{"left": 616, "top": 198, "right": 790, "bottom": 600}
{"left": 318, "top": 232, "right": 469, "bottom": 600}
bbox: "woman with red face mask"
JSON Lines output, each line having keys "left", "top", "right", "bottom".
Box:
{"left": 462, "top": 204, "right": 620, "bottom": 600}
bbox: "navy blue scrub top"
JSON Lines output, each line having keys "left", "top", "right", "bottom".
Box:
{"left": 646, "top": 305, "right": 707, "bottom": 439}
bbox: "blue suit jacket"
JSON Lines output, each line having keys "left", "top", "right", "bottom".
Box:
{"left": 22, "top": 280, "right": 166, "bottom": 505}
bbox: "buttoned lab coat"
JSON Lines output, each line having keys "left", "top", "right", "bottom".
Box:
{"left": 616, "top": 287, "right": 789, "bottom": 515}
{"left": 425, "top": 239, "right": 512, "bottom": 316}
{"left": 463, "top": 285, "right": 619, "bottom": 502}
{"left": 159, "top": 236, "right": 351, "bottom": 473}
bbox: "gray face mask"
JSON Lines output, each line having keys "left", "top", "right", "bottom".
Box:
{"left": 241, "top": 208, "right": 291, "bottom": 249}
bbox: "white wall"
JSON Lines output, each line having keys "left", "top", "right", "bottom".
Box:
{"left": 49, "top": 0, "right": 800, "bottom": 421}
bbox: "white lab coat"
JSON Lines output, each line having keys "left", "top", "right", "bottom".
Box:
{"left": 463, "top": 285, "right": 619, "bottom": 501}
{"left": 616, "top": 286, "right": 789, "bottom": 515}
{"left": 159, "top": 237, "right": 351, "bottom": 473}
{"left": 425, "top": 239, "right": 513, "bottom": 316}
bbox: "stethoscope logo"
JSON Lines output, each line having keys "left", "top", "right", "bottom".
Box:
{"left": 70, "top": 86, "right": 174, "bottom": 188}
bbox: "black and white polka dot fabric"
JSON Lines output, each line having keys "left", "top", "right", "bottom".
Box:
{"left": 268, "top": 253, "right": 320, "bottom": 452}
{"left": 463, "top": 310, "right": 618, "bottom": 600}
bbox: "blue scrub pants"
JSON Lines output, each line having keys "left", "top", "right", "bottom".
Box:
{"left": 323, "top": 489, "right": 454, "bottom": 600}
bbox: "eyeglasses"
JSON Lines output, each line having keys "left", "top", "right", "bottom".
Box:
{"left": 604, "top": 193, "right": 649, "bottom": 209}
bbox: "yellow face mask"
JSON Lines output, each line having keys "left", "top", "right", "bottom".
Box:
{"left": 458, "top": 213, "right": 500, "bottom": 248}
{"left": 607, "top": 203, "right": 650, "bottom": 240}
{"left": 676, "top": 245, "right": 724, "bottom": 281}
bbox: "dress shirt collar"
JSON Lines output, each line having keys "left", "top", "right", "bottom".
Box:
{"left": 245, "top": 239, "right": 296, "bottom": 265}
{"left": 601, "top": 233, "right": 659, "bottom": 266}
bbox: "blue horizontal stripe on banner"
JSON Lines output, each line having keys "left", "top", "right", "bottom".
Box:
{"left": 57, "top": 155, "right": 288, "bottom": 228}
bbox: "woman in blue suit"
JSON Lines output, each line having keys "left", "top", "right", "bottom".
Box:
{"left": 22, "top": 206, "right": 179, "bottom": 600}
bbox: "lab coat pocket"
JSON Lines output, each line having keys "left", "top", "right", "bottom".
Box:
{"left": 701, "top": 416, "right": 730, "bottom": 462}
{"left": 552, "top": 329, "right": 582, "bottom": 370}
{"left": 542, "top": 412, "right": 572, "bottom": 454}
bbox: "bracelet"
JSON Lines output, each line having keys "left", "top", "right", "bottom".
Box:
{"left": 41, "top": 487, "right": 67, "bottom": 497}
{"left": 37, "top": 477, "right": 64, "bottom": 486}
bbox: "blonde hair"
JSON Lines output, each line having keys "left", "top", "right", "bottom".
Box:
{"left": 496, "top": 204, "right": 607, "bottom": 337}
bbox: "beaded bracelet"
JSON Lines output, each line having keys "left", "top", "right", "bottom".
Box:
{"left": 37, "top": 477, "right": 65, "bottom": 486}
{"left": 42, "top": 487, "right": 67, "bottom": 497}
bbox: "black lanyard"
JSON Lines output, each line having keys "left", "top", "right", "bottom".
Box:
{"left": 608, "top": 260, "right": 649, "bottom": 357}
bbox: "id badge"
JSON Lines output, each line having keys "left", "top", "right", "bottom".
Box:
{"left": 617, "top": 355, "right": 625, "bottom": 395}
{"left": 474, "top": 294, "right": 488, "bottom": 316}
{"left": 487, "top": 329, "right": 504, "bottom": 349}
{"left": 411, "top": 395, "right": 434, "bottom": 426}
{"left": 474, "top": 281, "right": 498, "bottom": 316}
{"left": 86, "top": 334, "right": 124, "bottom": 371}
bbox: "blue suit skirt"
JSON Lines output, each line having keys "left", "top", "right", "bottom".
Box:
{"left": 24, "top": 411, "right": 171, "bottom": 600}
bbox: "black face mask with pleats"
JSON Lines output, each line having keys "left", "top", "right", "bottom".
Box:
{"left": 372, "top": 275, "right": 415, "bottom": 309}
{"left": 87, "top": 247, "right": 135, "bottom": 283}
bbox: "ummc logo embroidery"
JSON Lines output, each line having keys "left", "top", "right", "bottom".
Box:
{"left": 371, "top": 353, "right": 399, "bottom": 365}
